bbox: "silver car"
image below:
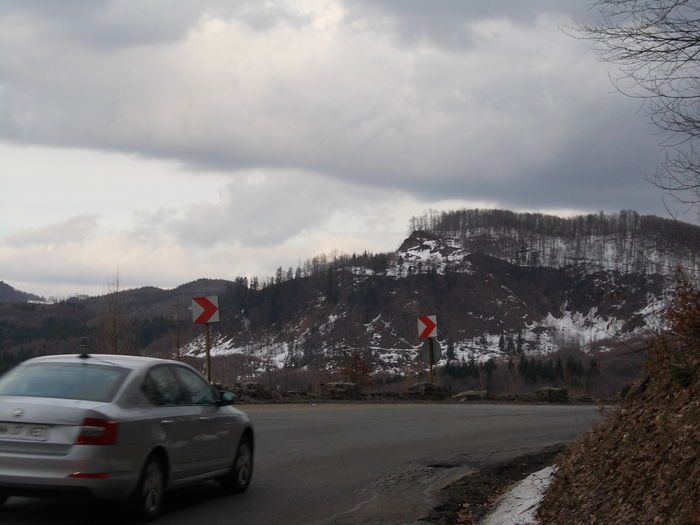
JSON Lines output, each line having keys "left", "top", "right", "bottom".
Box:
{"left": 0, "top": 353, "right": 254, "bottom": 521}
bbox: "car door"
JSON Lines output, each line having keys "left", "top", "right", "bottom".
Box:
{"left": 141, "top": 366, "right": 201, "bottom": 480}
{"left": 170, "top": 366, "right": 235, "bottom": 473}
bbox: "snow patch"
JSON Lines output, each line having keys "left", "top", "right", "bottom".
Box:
{"left": 480, "top": 466, "right": 555, "bottom": 525}
{"left": 538, "top": 307, "right": 623, "bottom": 344}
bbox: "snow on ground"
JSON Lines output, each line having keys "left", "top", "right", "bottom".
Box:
{"left": 480, "top": 466, "right": 555, "bottom": 525}
{"left": 348, "top": 266, "right": 375, "bottom": 276}
{"left": 637, "top": 296, "right": 666, "bottom": 332}
{"left": 537, "top": 307, "right": 624, "bottom": 345}
{"left": 386, "top": 236, "right": 472, "bottom": 278}
{"left": 183, "top": 335, "right": 289, "bottom": 368}
{"left": 179, "top": 279, "right": 660, "bottom": 372}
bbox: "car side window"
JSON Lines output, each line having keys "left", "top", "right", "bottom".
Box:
{"left": 142, "top": 366, "right": 185, "bottom": 406}
{"left": 141, "top": 375, "right": 164, "bottom": 406}
{"left": 171, "top": 366, "right": 216, "bottom": 405}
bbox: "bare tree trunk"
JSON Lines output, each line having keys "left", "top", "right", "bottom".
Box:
{"left": 96, "top": 270, "right": 133, "bottom": 355}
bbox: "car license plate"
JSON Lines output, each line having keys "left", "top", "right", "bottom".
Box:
{"left": 0, "top": 422, "right": 50, "bottom": 441}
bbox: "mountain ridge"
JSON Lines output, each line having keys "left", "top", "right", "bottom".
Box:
{"left": 0, "top": 282, "right": 44, "bottom": 304}
{"left": 2, "top": 209, "right": 698, "bottom": 396}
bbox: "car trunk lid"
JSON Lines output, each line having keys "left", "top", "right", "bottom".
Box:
{"left": 0, "top": 397, "right": 112, "bottom": 455}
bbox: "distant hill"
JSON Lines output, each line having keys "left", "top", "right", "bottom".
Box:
{"left": 2, "top": 209, "right": 698, "bottom": 397}
{"left": 0, "top": 281, "right": 44, "bottom": 304}
{"left": 408, "top": 208, "right": 700, "bottom": 274}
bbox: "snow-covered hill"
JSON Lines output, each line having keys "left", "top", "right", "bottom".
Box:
{"left": 184, "top": 210, "right": 689, "bottom": 376}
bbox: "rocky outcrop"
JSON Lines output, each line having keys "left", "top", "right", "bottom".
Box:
{"left": 407, "top": 382, "right": 446, "bottom": 400}
{"left": 320, "top": 382, "right": 361, "bottom": 400}
{"left": 453, "top": 390, "right": 488, "bottom": 401}
{"left": 535, "top": 387, "right": 569, "bottom": 403}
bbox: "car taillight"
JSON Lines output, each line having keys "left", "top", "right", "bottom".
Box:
{"left": 75, "top": 418, "right": 118, "bottom": 445}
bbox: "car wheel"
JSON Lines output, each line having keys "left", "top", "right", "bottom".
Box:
{"left": 130, "top": 456, "right": 165, "bottom": 522}
{"left": 220, "top": 436, "right": 253, "bottom": 493}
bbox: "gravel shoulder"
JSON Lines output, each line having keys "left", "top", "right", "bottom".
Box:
{"left": 423, "top": 444, "right": 566, "bottom": 524}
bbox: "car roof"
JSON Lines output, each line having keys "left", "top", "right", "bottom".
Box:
{"left": 22, "top": 354, "right": 181, "bottom": 371}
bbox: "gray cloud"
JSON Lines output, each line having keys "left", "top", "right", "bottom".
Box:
{"left": 0, "top": 0, "right": 671, "bottom": 223}
{"left": 0, "top": 0, "right": 314, "bottom": 49}
{"left": 167, "top": 171, "right": 378, "bottom": 247}
{"left": 7, "top": 214, "right": 100, "bottom": 246}
{"left": 341, "top": 0, "right": 592, "bottom": 51}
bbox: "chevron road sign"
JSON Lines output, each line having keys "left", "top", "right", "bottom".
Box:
{"left": 192, "top": 296, "right": 220, "bottom": 382}
{"left": 417, "top": 315, "right": 437, "bottom": 338}
{"left": 192, "top": 296, "right": 220, "bottom": 324}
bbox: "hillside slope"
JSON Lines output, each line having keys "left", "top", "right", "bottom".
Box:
{"left": 189, "top": 209, "right": 686, "bottom": 375}
{"left": 3, "top": 209, "right": 699, "bottom": 394}
{"left": 0, "top": 282, "right": 43, "bottom": 303}
{"left": 537, "top": 280, "right": 700, "bottom": 524}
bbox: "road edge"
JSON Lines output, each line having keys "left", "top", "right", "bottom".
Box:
{"left": 422, "top": 444, "right": 566, "bottom": 524}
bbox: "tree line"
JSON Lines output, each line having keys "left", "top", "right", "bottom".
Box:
{"left": 408, "top": 208, "right": 700, "bottom": 275}
{"left": 412, "top": 208, "right": 700, "bottom": 244}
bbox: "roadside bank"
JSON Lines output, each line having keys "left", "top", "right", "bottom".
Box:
{"left": 423, "top": 445, "right": 565, "bottom": 525}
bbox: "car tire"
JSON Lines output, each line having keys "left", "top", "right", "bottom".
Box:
{"left": 130, "top": 455, "right": 165, "bottom": 522}
{"left": 220, "top": 436, "right": 253, "bottom": 493}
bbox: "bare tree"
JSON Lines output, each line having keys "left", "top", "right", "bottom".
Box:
{"left": 579, "top": 0, "right": 700, "bottom": 205}
{"left": 96, "top": 270, "right": 134, "bottom": 355}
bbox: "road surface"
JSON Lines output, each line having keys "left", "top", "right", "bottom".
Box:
{"left": 0, "top": 403, "right": 600, "bottom": 524}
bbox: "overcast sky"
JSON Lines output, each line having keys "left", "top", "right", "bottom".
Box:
{"left": 0, "top": 0, "right": 688, "bottom": 298}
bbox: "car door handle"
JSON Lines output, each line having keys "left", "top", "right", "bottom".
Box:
{"left": 199, "top": 417, "right": 211, "bottom": 421}
{"left": 161, "top": 419, "right": 174, "bottom": 425}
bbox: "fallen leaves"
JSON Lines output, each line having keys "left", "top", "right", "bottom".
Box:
{"left": 536, "top": 278, "right": 700, "bottom": 525}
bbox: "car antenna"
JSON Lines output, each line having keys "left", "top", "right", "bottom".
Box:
{"left": 79, "top": 337, "right": 90, "bottom": 359}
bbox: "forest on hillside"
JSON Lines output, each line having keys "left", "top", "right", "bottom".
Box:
{"left": 408, "top": 209, "right": 700, "bottom": 274}
{"left": 410, "top": 208, "right": 700, "bottom": 243}
{"left": 226, "top": 209, "right": 700, "bottom": 294}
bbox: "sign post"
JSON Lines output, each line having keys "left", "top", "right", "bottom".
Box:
{"left": 192, "top": 296, "right": 220, "bottom": 382}
{"left": 428, "top": 339, "right": 435, "bottom": 383}
{"left": 417, "top": 315, "right": 437, "bottom": 383}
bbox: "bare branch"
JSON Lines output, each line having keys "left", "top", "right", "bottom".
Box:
{"left": 578, "top": 0, "right": 700, "bottom": 205}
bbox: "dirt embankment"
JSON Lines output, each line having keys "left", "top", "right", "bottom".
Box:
{"left": 537, "top": 280, "right": 700, "bottom": 524}
{"left": 536, "top": 373, "right": 700, "bottom": 524}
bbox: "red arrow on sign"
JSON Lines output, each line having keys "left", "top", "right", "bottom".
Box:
{"left": 192, "top": 296, "right": 220, "bottom": 324}
{"left": 417, "top": 315, "right": 437, "bottom": 338}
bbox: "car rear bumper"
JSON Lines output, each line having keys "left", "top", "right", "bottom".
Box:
{"left": 0, "top": 472, "right": 137, "bottom": 501}
{"left": 0, "top": 447, "right": 140, "bottom": 500}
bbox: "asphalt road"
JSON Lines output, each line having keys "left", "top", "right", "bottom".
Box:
{"left": 0, "top": 403, "right": 600, "bottom": 525}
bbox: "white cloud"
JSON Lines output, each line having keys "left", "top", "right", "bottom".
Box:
{"left": 1, "top": 157, "right": 503, "bottom": 297}
{"left": 169, "top": 169, "right": 388, "bottom": 247}
{"left": 0, "top": 2, "right": 659, "bottom": 195}
{"left": 0, "top": 143, "right": 229, "bottom": 234}
{"left": 0, "top": 1, "right": 682, "bottom": 297}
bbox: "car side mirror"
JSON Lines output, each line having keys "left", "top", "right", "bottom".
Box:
{"left": 218, "top": 391, "right": 235, "bottom": 406}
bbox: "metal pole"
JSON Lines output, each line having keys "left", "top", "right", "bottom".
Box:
{"left": 428, "top": 337, "right": 434, "bottom": 383}
{"left": 175, "top": 315, "right": 181, "bottom": 361}
{"left": 205, "top": 323, "right": 212, "bottom": 382}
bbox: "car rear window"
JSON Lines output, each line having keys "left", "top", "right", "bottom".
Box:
{"left": 0, "top": 363, "right": 129, "bottom": 402}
